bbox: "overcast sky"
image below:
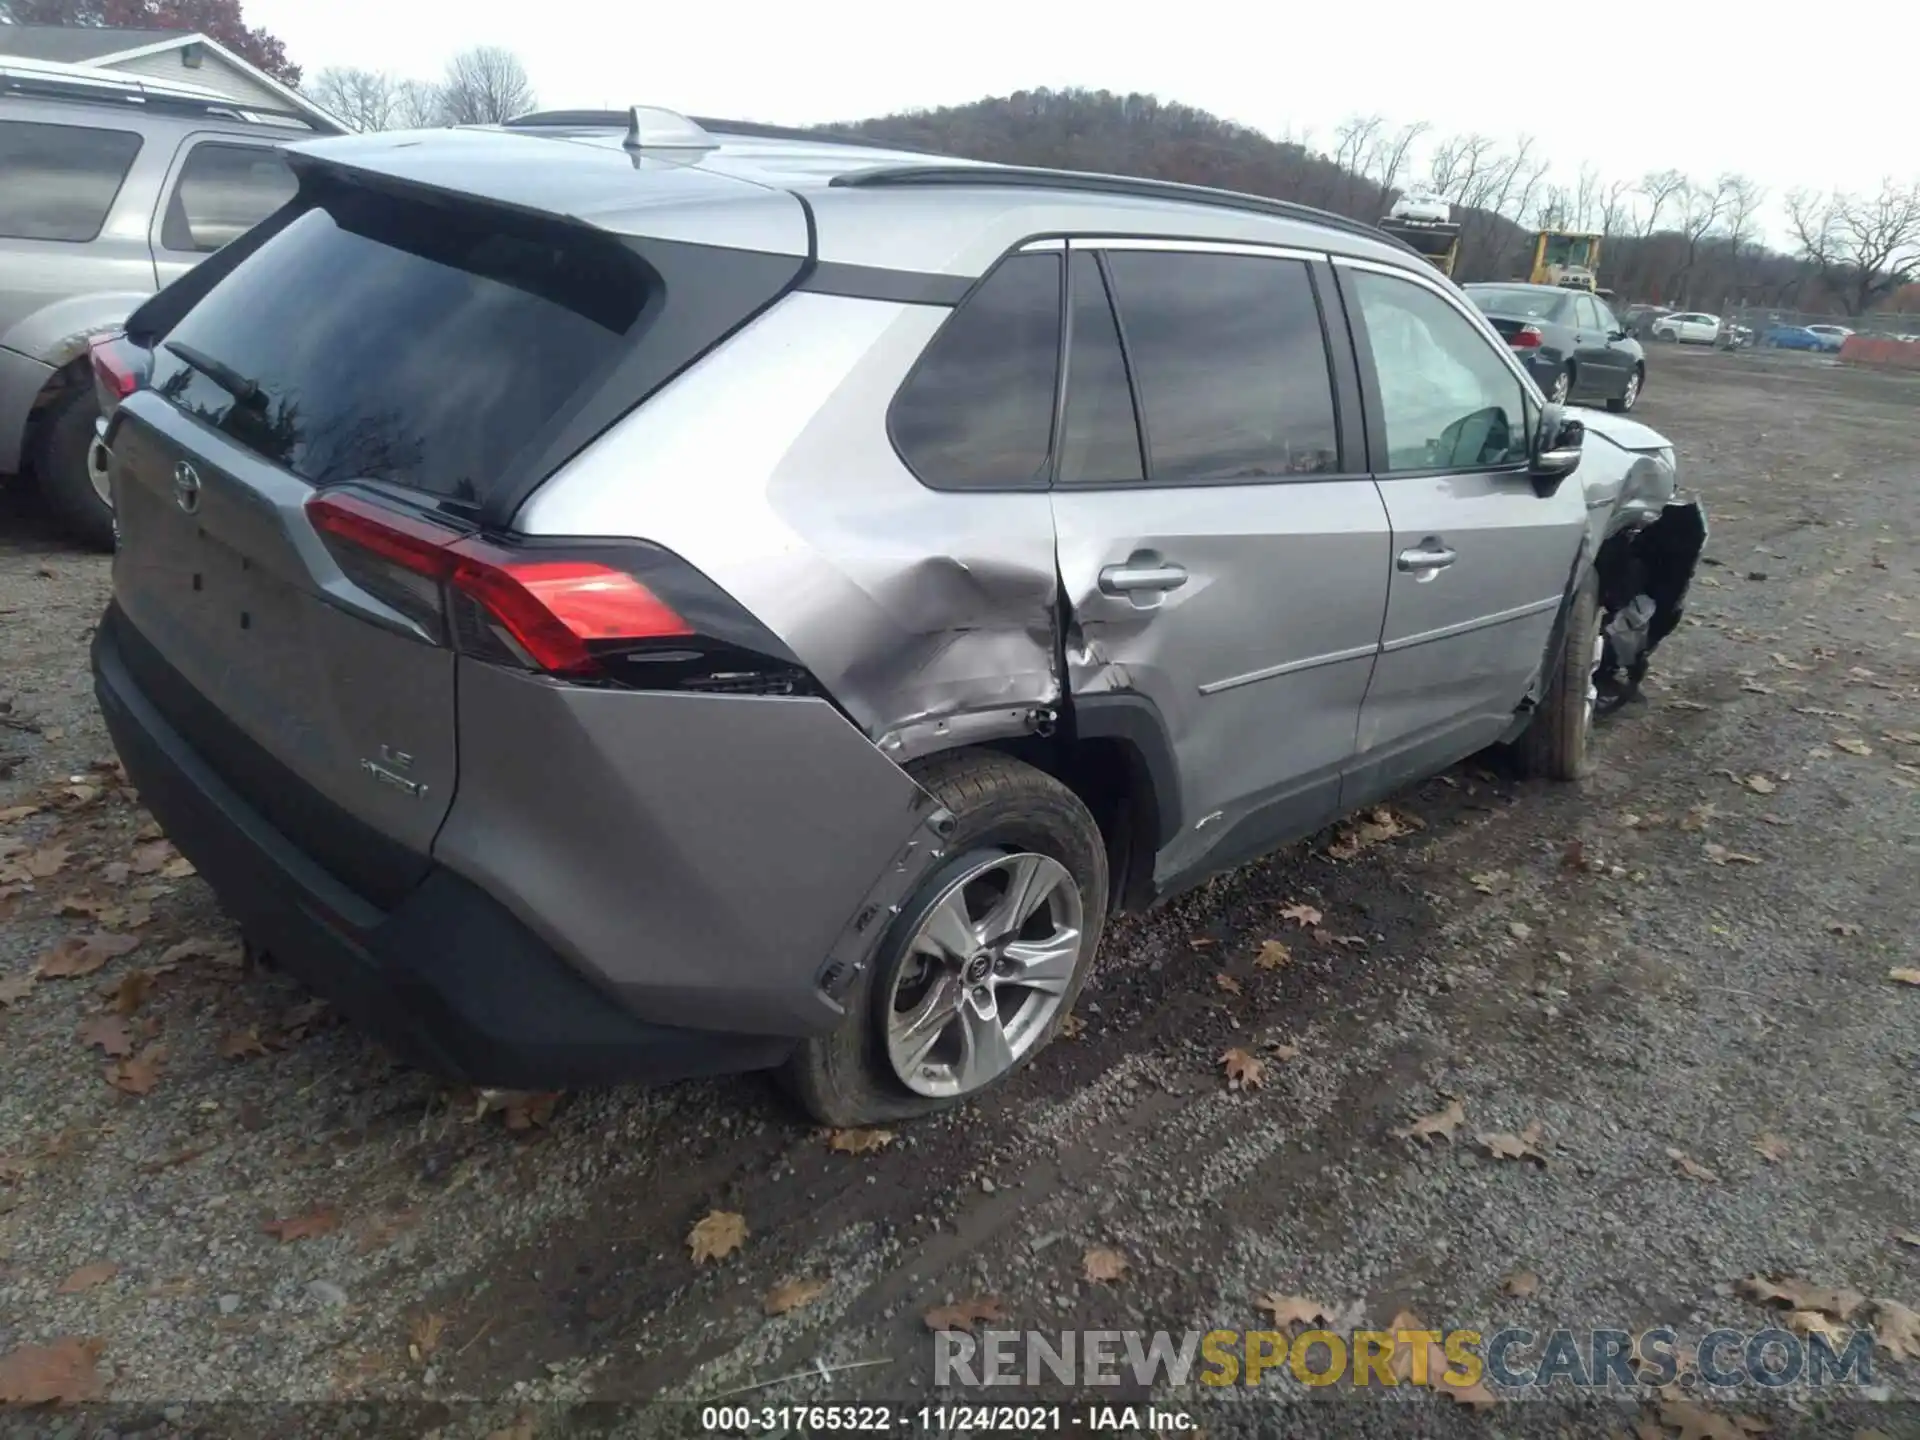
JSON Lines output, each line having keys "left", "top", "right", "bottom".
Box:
{"left": 254, "top": 0, "right": 1911, "bottom": 238}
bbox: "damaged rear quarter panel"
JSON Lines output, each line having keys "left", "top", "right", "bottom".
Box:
{"left": 515, "top": 291, "right": 1063, "bottom": 757}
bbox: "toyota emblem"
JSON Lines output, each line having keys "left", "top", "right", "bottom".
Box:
{"left": 173, "top": 461, "right": 202, "bottom": 515}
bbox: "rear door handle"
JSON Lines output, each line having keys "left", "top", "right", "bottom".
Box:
{"left": 1099, "top": 561, "right": 1189, "bottom": 596}
{"left": 1397, "top": 543, "right": 1457, "bottom": 574}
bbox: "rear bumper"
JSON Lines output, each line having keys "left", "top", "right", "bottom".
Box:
{"left": 92, "top": 609, "right": 798, "bottom": 1088}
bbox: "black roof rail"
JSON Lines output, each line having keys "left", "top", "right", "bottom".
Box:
{"left": 829, "top": 164, "right": 1413, "bottom": 254}
{"left": 0, "top": 68, "right": 327, "bottom": 131}
{"left": 502, "top": 109, "right": 630, "bottom": 128}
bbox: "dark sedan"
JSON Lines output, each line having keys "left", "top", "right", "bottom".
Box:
{"left": 1464, "top": 283, "right": 1646, "bottom": 412}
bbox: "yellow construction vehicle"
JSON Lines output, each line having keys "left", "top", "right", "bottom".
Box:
{"left": 1380, "top": 192, "right": 1462, "bottom": 278}
{"left": 1528, "top": 230, "right": 1602, "bottom": 290}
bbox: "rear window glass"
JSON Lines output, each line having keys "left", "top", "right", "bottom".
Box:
{"left": 149, "top": 186, "right": 650, "bottom": 506}
{"left": 0, "top": 120, "right": 142, "bottom": 242}
{"left": 1468, "top": 287, "right": 1566, "bottom": 320}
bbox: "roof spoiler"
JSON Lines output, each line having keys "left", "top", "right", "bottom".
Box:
{"left": 503, "top": 105, "right": 718, "bottom": 153}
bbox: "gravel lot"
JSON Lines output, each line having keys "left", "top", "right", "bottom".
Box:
{"left": 2, "top": 346, "right": 1917, "bottom": 1437}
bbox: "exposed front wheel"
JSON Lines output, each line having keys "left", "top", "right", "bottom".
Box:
{"left": 1512, "top": 567, "right": 1602, "bottom": 782}
{"left": 780, "top": 750, "right": 1108, "bottom": 1126}
{"left": 1607, "top": 367, "right": 1643, "bottom": 413}
{"left": 32, "top": 387, "right": 114, "bottom": 552}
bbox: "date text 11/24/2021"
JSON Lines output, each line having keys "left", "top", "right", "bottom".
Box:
{"left": 699, "top": 1404, "right": 1197, "bottom": 1432}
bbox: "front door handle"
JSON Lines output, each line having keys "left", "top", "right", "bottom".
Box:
{"left": 1099, "top": 560, "right": 1189, "bottom": 596}
{"left": 1397, "top": 543, "right": 1457, "bottom": 574}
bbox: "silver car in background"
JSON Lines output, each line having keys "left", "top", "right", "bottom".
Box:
{"left": 91, "top": 108, "right": 1705, "bottom": 1125}
{"left": 0, "top": 57, "right": 328, "bottom": 547}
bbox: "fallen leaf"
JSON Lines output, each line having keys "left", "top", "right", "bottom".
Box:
{"left": 1888, "top": 968, "right": 1920, "bottom": 986}
{"left": 262, "top": 1207, "right": 341, "bottom": 1244}
{"left": 128, "top": 841, "right": 176, "bottom": 875}
{"left": 1787, "top": 1310, "right": 1849, "bottom": 1344}
{"left": 0, "top": 804, "right": 42, "bottom": 823}
{"left": 1743, "top": 774, "right": 1776, "bottom": 795}
{"left": 56, "top": 1262, "right": 119, "bottom": 1294}
{"left": 1827, "top": 921, "right": 1861, "bottom": 938}
{"left": 1501, "top": 1270, "right": 1540, "bottom": 1299}
{"left": 111, "top": 970, "right": 154, "bottom": 1015}
{"left": 1754, "top": 1133, "right": 1790, "bottom": 1164}
{"left": 1737, "top": 1274, "right": 1863, "bottom": 1320}
{"left": 1254, "top": 940, "right": 1292, "bottom": 970}
{"left": 1386, "top": 1308, "right": 1498, "bottom": 1407}
{"left": 0, "top": 1336, "right": 104, "bottom": 1403}
{"left": 104, "top": 1044, "right": 164, "bottom": 1096}
{"left": 825, "top": 1127, "right": 895, "bottom": 1155}
{"left": 1658, "top": 1397, "right": 1755, "bottom": 1440}
{"left": 37, "top": 931, "right": 138, "bottom": 979}
{"left": 687, "top": 1210, "right": 746, "bottom": 1264}
{"left": 1666, "top": 699, "right": 1711, "bottom": 711}
{"left": 1703, "top": 843, "right": 1760, "bottom": 866}
{"left": 762, "top": 1277, "right": 829, "bottom": 1316}
{"left": 157, "top": 937, "right": 234, "bottom": 968}
{"left": 1326, "top": 806, "right": 1420, "bottom": 860}
{"left": 1220, "top": 1047, "right": 1265, "bottom": 1090}
{"left": 1267, "top": 1040, "right": 1301, "bottom": 1061}
{"left": 1831, "top": 737, "right": 1873, "bottom": 756}
{"left": 76, "top": 1014, "right": 135, "bottom": 1058}
{"left": 1667, "top": 1147, "right": 1720, "bottom": 1182}
{"left": 0, "top": 971, "right": 34, "bottom": 1007}
{"left": 1508, "top": 920, "right": 1532, "bottom": 941}
{"left": 1470, "top": 869, "right": 1511, "bottom": 893}
{"left": 1886, "top": 730, "right": 1920, "bottom": 747}
{"left": 407, "top": 1312, "right": 445, "bottom": 1363}
{"left": 1255, "top": 1293, "right": 1329, "bottom": 1331}
{"left": 1874, "top": 1299, "right": 1920, "bottom": 1361}
{"left": 1768, "top": 653, "right": 1807, "bottom": 671}
{"left": 218, "top": 1028, "right": 269, "bottom": 1061}
{"left": 1895, "top": 1231, "right": 1920, "bottom": 1249}
{"left": 1393, "top": 1097, "right": 1466, "bottom": 1145}
{"left": 1082, "top": 1246, "right": 1129, "bottom": 1283}
{"left": 1214, "top": 972, "right": 1242, "bottom": 996}
{"left": 1277, "top": 902, "right": 1322, "bottom": 928}
{"left": 160, "top": 856, "right": 196, "bottom": 879}
{"left": 1680, "top": 803, "right": 1717, "bottom": 832}
{"left": 1058, "top": 1013, "right": 1085, "bottom": 1039}
{"left": 25, "top": 844, "right": 70, "bottom": 879}
{"left": 354, "top": 1208, "right": 421, "bottom": 1255}
{"left": 1187, "top": 935, "right": 1216, "bottom": 950}
{"left": 923, "top": 1296, "right": 1006, "bottom": 1332}
{"left": 1477, "top": 1121, "right": 1548, "bottom": 1166}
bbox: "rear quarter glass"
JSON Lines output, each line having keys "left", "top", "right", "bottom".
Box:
{"left": 146, "top": 183, "right": 650, "bottom": 511}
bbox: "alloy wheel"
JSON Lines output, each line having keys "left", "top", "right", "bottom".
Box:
{"left": 1622, "top": 371, "right": 1641, "bottom": 410}
{"left": 1550, "top": 370, "right": 1571, "bottom": 404}
{"left": 884, "top": 852, "right": 1084, "bottom": 1098}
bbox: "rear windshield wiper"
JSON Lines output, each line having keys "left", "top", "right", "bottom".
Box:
{"left": 163, "top": 341, "right": 266, "bottom": 409}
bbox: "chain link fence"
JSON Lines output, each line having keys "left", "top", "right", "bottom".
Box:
{"left": 1725, "top": 306, "right": 1920, "bottom": 345}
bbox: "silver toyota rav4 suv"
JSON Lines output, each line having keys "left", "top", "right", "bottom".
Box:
{"left": 0, "top": 57, "right": 328, "bottom": 548}
{"left": 91, "top": 108, "right": 1706, "bottom": 1124}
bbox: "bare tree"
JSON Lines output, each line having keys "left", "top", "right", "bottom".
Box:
{"left": 438, "top": 45, "right": 535, "bottom": 125}
{"left": 393, "top": 79, "right": 445, "bottom": 129}
{"left": 1331, "top": 114, "right": 1384, "bottom": 216}
{"left": 1637, "top": 169, "right": 1687, "bottom": 236}
{"left": 1427, "top": 132, "right": 1497, "bottom": 203}
{"left": 1668, "top": 180, "right": 1727, "bottom": 302}
{"left": 305, "top": 67, "right": 400, "bottom": 133}
{"left": 1715, "top": 174, "right": 1767, "bottom": 298}
{"left": 1368, "top": 120, "right": 1429, "bottom": 203}
{"left": 1789, "top": 180, "right": 1920, "bottom": 314}
{"left": 1598, "top": 178, "right": 1636, "bottom": 237}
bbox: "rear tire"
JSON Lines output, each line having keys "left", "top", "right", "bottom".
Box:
{"left": 780, "top": 749, "right": 1108, "bottom": 1126}
{"left": 1513, "top": 566, "right": 1601, "bottom": 782}
{"left": 1547, "top": 366, "right": 1572, "bottom": 405}
{"left": 32, "top": 387, "right": 114, "bottom": 552}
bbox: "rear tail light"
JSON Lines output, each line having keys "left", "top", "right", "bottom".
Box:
{"left": 1509, "top": 325, "right": 1544, "bottom": 350}
{"left": 88, "top": 332, "right": 148, "bottom": 418}
{"left": 306, "top": 491, "right": 796, "bottom": 691}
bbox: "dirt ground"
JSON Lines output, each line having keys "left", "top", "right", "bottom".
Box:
{"left": 2, "top": 346, "right": 1917, "bottom": 1438}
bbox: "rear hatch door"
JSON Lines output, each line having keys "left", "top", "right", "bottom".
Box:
{"left": 109, "top": 153, "right": 806, "bottom": 903}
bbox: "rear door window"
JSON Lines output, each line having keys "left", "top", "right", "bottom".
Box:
{"left": 889, "top": 253, "right": 1062, "bottom": 491}
{"left": 148, "top": 184, "right": 651, "bottom": 508}
{"left": 0, "top": 119, "right": 142, "bottom": 242}
{"left": 160, "top": 141, "right": 297, "bottom": 253}
{"left": 1101, "top": 250, "right": 1340, "bottom": 482}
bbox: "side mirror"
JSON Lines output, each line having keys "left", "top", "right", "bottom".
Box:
{"left": 1609, "top": 328, "right": 1630, "bottom": 342}
{"left": 1529, "top": 404, "right": 1583, "bottom": 497}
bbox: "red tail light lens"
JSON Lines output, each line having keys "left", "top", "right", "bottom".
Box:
{"left": 305, "top": 492, "right": 690, "bottom": 678}
{"left": 89, "top": 332, "right": 144, "bottom": 417}
{"left": 1510, "top": 325, "right": 1544, "bottom": 350}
